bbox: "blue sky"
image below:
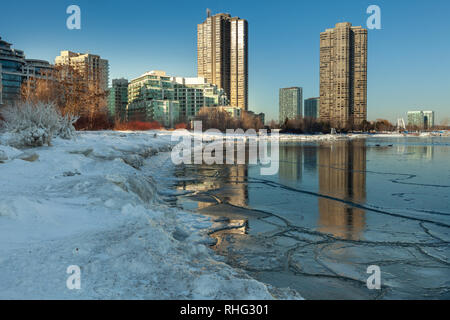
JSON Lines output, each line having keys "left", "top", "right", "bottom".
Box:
{"left": 1, "top": 0, "right": 449, "bottom": 123}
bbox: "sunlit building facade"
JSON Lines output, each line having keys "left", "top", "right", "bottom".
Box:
{"left": 320, "top": 22, "right": 368, "bottom": 127}
{"left": 127, "top": 71, "right": 179, "bottom": 127}
{"left": 229, "top": 17, "right": 248, "bottom": 110}
{"left": 197, "top": 12, "right": 248, "bottom": 110}
{"left": 55, "top": 51, "right": 109, "bottom": 91}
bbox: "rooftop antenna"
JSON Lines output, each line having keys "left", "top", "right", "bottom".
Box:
{"left": 206, "top": 8, "right": 211, "bottom": 18}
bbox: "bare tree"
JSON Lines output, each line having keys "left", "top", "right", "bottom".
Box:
{"left": 21, "top": 65, "right": 110, "bottom": 130}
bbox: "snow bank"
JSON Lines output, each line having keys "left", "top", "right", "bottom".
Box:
{"left": 0, "top": 131, "right": 294, "bottom": 299}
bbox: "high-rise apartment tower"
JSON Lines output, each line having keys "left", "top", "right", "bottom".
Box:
{"left": 197, "top": 12, "right": 248, "bottom": 110}
{"left": 319, "top": 22, "right": 367, "bottom": 127}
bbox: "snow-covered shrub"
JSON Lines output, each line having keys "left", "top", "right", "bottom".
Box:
{"left": 0, "top": 101, "right": 78, "bottom": 147}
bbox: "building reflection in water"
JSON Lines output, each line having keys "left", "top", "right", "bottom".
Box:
{"left": 176, "top": 140, "right": 367, "bottom": 240}
{"left": 400, "top": 145, "right": 434, "bottom": 160}
{"left": 176, "top": 163, "right": 249, "bottom": 210}
{"left": 317, "top": 140, "right": 367, "bottom": 240}
{"left": 303, "top": 145, "right": 318, "bottom": 174}
{"left": 279, "top": 144, "right": 303, "bottom": 183}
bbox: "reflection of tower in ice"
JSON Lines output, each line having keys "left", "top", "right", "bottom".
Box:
{"left": 176, "top": 163, "right": 248, "bottom": 209}
{"left": 278, "top": 145, "right": 303, "bottom": 183}
{"left": 393, "top": 144, "right": 434, "bottom": 160}
{"left": 406, "top": 145, "right": 434, "bottom": 160}
{"left": 303, "top": 145, "right": 318, "bottom": 174}
{"left": 224, "top": 164, "right": 248, "bottom": 208}
{"left": 318, "top": 140, "right": 367, "bottom": 240}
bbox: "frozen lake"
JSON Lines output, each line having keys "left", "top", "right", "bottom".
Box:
{"left": 174, "top": 136, "right": 450, "bottom": 299}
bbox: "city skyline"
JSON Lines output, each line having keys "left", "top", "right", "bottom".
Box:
{"left": 0, "top": 0, "right": 449, "bottom": 123}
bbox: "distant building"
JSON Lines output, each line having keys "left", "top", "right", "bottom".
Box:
{"left": 217, "top": 106, "right": 242, "bottom": 119}
{"left": 171, "top": 76, "right": 229, "bottom": 121}
{"left": 55, "top": 51, "right": 109, "bottom": 91}
{"left": 279, "top": 87, "right": 302, "bottom": 123}
{"left": 197, "top": 12, "right": 248, "bottom": 110}
{"left": 407, "top": 110, "right": 435, "bottom": 129}
{"left": 423, "top": 111, "right": 435, "bottom": 129}
{"left": 319, "top": 22, "right": 368, "bottom": 127}
{"left": 256, "top": 112, "right": 265, "bottom": 125}
{"left": 246, "top": 110, "right": 265, "bottom": 125}
{"left": 108, "top": 78, "right": 128, "bottom": 120}
{"left": 0, "top": 36, "right": 54, "bottom": 106}
{"left": 304, "top": 97, "right": 320, "bottom": 119}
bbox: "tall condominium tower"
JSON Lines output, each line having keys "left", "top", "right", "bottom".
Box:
{"left": 279, "top": 87, "right": 302, "bottom": 123}
{"left": 197, "top": 12, "right": 248, "bottom": 110}
{"left": 319, "top": 22, "right": 368, "bottom": 127}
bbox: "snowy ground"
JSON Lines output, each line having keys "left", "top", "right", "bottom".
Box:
{"left": 0, "top": 130, "right": 446, "bottom": 299}
{"left": 0, "top": 131, "right": 309, "bottom": 299}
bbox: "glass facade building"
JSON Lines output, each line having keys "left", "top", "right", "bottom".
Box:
{"left": 304, "top": 97, "right": 320, "bottom": 119}
{"left": 108, "top": 78, "right": 129, "bottom": 120}
{"left": 0, "top": 37, "right": 54, "bottom": 107}
{"left": 279, "top": 87, "right": 303, "bottom": 122}
{"left": 0, "top": 36, "right": 26, "bottom": 106}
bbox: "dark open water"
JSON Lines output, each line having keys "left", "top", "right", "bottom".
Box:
{"left": 173, "top": 137, "right": 450, "bottom": 299}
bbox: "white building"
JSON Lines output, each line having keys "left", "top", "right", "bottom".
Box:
{"left": 407, "top": 110, "right": 435, "bottom": 129}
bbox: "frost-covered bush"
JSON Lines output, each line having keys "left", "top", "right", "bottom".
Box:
{"left": 0, "top": 101, "right": 78, "bottom": 147}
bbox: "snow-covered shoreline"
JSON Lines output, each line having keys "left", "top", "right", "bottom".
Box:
{"left": 0, "top": 129, "right": 447, "bottom": 299}
{"left": 0, "top": 131, "right": 306, "bottom": 299}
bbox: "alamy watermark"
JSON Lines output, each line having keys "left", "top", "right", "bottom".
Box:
{"left": 366, "top": 265, "right": 381, "bottom": 290}
{"left": 66, "top": 5, "right": 81, "bottom": 30}
{"left": 366, "top": 5, "right": 381, "bottom": 30}
{"left": 66, "top": 265, "right": 81, "bottom": 290}
{"left": 171, "top": 121, "right": 279, "bottom": 176}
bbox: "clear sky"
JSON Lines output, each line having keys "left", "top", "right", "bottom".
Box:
{"left": 1, "top": 0, "right": 449, "bottom": 123}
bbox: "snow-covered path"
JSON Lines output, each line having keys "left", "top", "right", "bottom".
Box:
{"left": 0, "top": 131, "right": 284, "bottom": 299}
